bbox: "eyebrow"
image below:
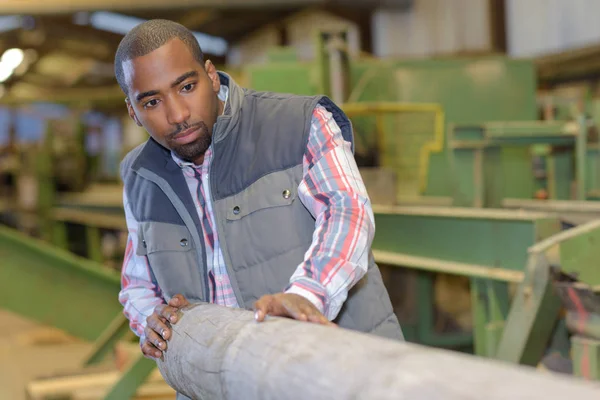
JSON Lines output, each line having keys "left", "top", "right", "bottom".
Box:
{"left": 135, "top": 70, "right": 199, "bottom": 103}
{"left": 171, "top": 70, "right": 198, "bottom": 88}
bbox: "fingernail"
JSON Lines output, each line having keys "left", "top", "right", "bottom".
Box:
{"left": 170, "top": 315, "right": 176, "bottom": 322}
{"left": 254, "top": 311, "right": 259, "bottom": 320}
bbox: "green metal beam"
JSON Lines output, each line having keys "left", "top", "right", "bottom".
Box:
{"left": 496, "top": 220, "right": 600, "bottom": 366}
{"left": 0, "top": 224, "right": 122, "bottom": 342}
{"left": 83, "top": 314, "right": 134, "bottom": 366}
{"left": 494, "top": 252, "right": 562, "bottom": 365}
{"left": 371, "top": 206, "right": 561, "bottom": 353}
{"left": 104, "top": 354, "right": 157, "bottom": 400}
{"left": 372, "top": 206, "right": 560, "bottom": 270}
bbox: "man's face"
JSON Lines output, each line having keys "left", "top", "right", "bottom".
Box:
{"left": 123, "top": 38, "right": 221, "bottom": 164}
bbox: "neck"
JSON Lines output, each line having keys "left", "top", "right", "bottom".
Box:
{"left": 193, "top": 154, "right": 205, "bottom": 165}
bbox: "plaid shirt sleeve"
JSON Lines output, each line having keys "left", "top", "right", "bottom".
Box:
{"left": 285, "top": 103, "right": 375, "bottom": 321}
{"left": 118, "top": 189, "right": 165, "bottom": 339}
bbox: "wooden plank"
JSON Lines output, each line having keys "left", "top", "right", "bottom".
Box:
{"left": 373, "top": 250, "right": 524, "bottom": 282}
{"left": 26, "top": 369, "right": 167, "bottom": 400}
{"left": 373, "top": 204, "right": 553, "bottom": 221}
{"left": 51, "top": 208, "right": 126, "bottom": 230}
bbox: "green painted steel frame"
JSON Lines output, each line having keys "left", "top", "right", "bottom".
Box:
{"left": 448, "top": 119, "right": 589, "bottom": 208}
{"left": 497, "top": 219, "right": 600, "bottom": 370}
{"left": 371, "top": 205, "right": 561, "bottom": 354}
{"left": 0, "top": 224, "right": 122, "bottom": 342}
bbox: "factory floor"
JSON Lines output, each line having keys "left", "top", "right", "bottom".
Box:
{"left": 0, "top": 309, "right": 93, "bottom": 400}
{"left": 0, "top": 309, "right": 175, "bottom": 399}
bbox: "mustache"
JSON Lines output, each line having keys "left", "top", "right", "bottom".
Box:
{"left": 167, "top": 121, "right": 205, "bottom": 140}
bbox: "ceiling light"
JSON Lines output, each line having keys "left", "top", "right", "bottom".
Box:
{"left": 0, "top": 62, "right": 14, "bottom": 83}
{"left": 1, "top": 48, "right": 24, "bottom": 69}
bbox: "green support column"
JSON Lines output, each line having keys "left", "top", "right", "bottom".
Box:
{"left": 86, "top": 225, "right": 104, "bottom": 264}
{"left": 495, "top": 252, "right": 561, "bottom": 365}
{"left": 471, "top": 279, "right": 510, "bottom": 357}
{"left": 575, "top": 115, "right": 587, "bottom": 200}
{"left": 52, "top": 220, "right": 69, "bottom": 250}
{"left": 416, "top": 272, "right": 472, "bottom": 349}
{"left": 36, "top": 122, "right": 56, "bottom": 242}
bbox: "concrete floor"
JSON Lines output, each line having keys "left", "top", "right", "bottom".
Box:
{"left": 0, "top": 308, "right": 94, "bottom": 400}
{"left": 0, "top": 308, "right": 177, "bottom": 399}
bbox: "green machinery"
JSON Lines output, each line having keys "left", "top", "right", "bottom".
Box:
{"left": 240, "top": 30, "right": 600, "bottom": 376}
{"left": 246, "top": 30, "right": 600, "bottom": 209}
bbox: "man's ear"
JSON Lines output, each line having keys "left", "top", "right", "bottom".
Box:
{"left": 126, "top": 98, "right": 142, "bottom": 127}
{"left": 204, "top": 60, "right": 220, "bottom": 94}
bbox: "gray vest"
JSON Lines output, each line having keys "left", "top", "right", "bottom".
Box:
{"left": 121, "top": 72, "right": 403, "bottom": 341}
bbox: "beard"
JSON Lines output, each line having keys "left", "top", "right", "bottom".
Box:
{"left": 166, "top": 121, "right": 212, "bottom": 163}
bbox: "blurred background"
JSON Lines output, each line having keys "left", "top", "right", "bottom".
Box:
{"left": 3, "top": 0, "right": 600, "bottom": 399}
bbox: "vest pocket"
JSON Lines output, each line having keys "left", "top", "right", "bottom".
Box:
{"left": 142, "top": 223, "right": 195, "bottom": 254}
{"left": 136, "top": 222, "right": 199, "bottom": 299}
{"left": 225, "top": 168, "right": 298, "bottom": 220}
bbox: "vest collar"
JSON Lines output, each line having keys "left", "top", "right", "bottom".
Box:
{"left": 212, "top": 71, "right": 244, "bottom": 144}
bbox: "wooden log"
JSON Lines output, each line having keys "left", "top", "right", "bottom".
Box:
{"left": 157, "top": 303, "right": 600, "bottom": 400}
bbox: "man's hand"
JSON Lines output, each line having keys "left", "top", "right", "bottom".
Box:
{"left": 141, "top": 294, "right": 190, "bottom": 360}
{"left": 254, "top": 293, "right": 336, "bottom": 326}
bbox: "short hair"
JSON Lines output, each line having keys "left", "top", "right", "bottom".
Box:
{"left": 114, "top": 19, "right": 204, "bottom": 95}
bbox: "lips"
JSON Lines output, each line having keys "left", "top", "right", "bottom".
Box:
{"left": 172, "top": 125, "right": 201, "bottom": 145}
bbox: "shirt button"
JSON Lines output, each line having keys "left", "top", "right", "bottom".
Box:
{"left": 233, "top": 206, "right": 240, "bottom": 215}
{"left": 282, "top": 189, "right": 291, "bottom": 199}
{"left": 180, "top": 238, "right": 188, "bottom": 247}
{"left": 142, "top": 240, "right": 147, "bottom": 248}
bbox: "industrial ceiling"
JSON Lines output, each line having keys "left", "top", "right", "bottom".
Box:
{"left": 0, "top": 0, "right": 404, "bottom": 107}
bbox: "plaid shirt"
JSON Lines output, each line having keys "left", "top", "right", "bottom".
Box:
{"left": 119, "top": 88, "right": 375, "bottom": 338}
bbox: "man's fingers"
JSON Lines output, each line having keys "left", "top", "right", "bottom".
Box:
{"left": 307, "top": 311, "right": 331, "bottom": 325}
{"left": 156, "top": 304, "right": 179, "bottom": 324}
{"left": 145, "top": 326, "right": 167, "bottom": 352}
{"left": 141, "top": 340, "right": 162, "bottom": 360}
{"left": 296, "top": 303, "right": 329, "bottom": 325}
{"left": 169, "top": 294, "right": 190, "bottom": 308}
{"left": 281, "top": 297, "right": 308, "bottom": 321}
{"left": 147, "top": 314, "right": 171, "bottom": 340}
{"left": 253, "top": 295, "right": 271, "bottom": 322}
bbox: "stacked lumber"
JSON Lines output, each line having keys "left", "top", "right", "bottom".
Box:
{"left": 25, "top": 342, "right": 175, "bottom": 400}
{"left": 26, "top": 368, "right": 175, "bottom": 400}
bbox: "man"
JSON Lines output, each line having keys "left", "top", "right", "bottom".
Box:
{"left": 116, "top": 19, "right": 403, "bottom": 366}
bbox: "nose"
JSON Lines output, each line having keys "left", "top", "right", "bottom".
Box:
{"left": 166, "top": 95, "right": 191, "bottom": 126}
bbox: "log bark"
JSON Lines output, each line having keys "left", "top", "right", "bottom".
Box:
{"left": 157, "top": 303, "right": 600, "bottom": 400}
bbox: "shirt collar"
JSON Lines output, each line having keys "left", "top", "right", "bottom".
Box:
{"left": 170, "top": 83, "right": 229, "bottom": 169}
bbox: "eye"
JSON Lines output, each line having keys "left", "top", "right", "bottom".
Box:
{"left": 143, "top": 99, "right": 160, "bottom": 109}
{"left": 181, "top": 82, "right": 195, "bottom": 92}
